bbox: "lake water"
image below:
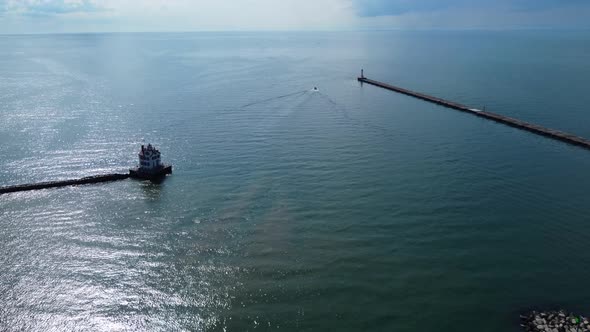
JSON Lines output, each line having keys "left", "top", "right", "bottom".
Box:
{"left": 2, "top": 31, "right": 590, "bottom": 331}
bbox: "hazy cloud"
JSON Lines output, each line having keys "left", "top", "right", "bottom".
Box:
{"left": 1, "top": 0, "right": 590, "bottom": 33}
{"left": 353, "top": 0, "right": 455, "bottom": 16}
{"left": 0, "top": 0, "right": 356, "bottom": 33}
{"left": 352, "top": 0, "right": 590, "bottom": 17}
{"left": 0, "top": 0, "right": 103, "bottom": 16}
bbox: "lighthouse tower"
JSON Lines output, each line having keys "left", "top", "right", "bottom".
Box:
{"left": 130, "top": 143, "right": 172, "bottom": 179}
{"left": 138, "top": 144, "right": 162, "bottom": 172}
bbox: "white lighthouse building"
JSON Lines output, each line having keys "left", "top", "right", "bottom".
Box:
{"left": 139, "top": 144, "right": 161, "bottom": 170}
{"left": 130, "top": 143, "right": 172, "bottom": 179}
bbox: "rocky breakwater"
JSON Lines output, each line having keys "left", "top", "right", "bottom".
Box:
{"left": 521, "top": 310, "right": 590, "bottom": 332}
{"left": 0, "top": 173, "right": 129, "bottom": 194}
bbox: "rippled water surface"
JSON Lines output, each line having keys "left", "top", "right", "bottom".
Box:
{"left": 2, "top": 31, "right": 590, "bottom": 331}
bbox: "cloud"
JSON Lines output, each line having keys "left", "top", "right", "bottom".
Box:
{"left": 352, "top": 0, "right": 590, "bottom": 17}
{"left": 94, "top": 0, "right": 356, "bottom": 30}
{"left": 0, "top": 0, "right": 357, "bottom": 33}
{"left": 1, "top": 0, "right": 590, "bottom": 33}
{"left": 353, "top": 0, "right": 459, "bottom": 16}
{"left": 509, "top": 0, "right": 590, "bottom": 12}
{"left": 0, "top": 0, "right": 103, "bottom": 16}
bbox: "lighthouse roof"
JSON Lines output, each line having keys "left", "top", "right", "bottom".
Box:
{"left": 139, "top": 143, "right": 161, "bottom": 157}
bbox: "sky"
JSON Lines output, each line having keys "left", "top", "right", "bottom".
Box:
{"left": 1, "top": 0, "right": 590, "bottom": 34}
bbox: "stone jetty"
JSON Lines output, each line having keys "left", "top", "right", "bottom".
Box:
{"left": 0, "top": 144, "right": 173, "bottom": 195}
{"left": 521, "top": 310, "right": 590, "bottom": 332}
{"left": 0, "top": 173, "right": 129, "bottom": 194}
{"left": 358, "top": 74, "right": 590, "bottom": 151}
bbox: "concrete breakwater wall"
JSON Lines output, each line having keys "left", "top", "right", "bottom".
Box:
{"left": 358, "top": 76, "right": 590, "bottom": 151}
{"left": 0, "top": 173, "right": 130, "bottom": 195}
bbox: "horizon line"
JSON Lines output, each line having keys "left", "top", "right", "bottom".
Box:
{"left": 2, "top": 26, "right": 590, "bottom": 36}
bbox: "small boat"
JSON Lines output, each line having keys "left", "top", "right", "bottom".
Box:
{"left": 129, "top": 144, "right": 172, "bottom": 179}
{"left": 313, "top": 87, "right": 318, "bottom": 91}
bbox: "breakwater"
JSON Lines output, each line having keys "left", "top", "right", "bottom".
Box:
{"left": 520, "top": 310, "right": 590, "bottom": 331}
{"left": 0, "top": 173, "right": 129, "bottom": 195}
{"left": 358, "top": 76, "right": 590, "bottom": 150}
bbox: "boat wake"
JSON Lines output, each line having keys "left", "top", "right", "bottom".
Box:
{"left": 240, "top": 90, "right": 309, "bottom": 108}
{"left": 313, "top": 90, "right": 398, "bottom": 139}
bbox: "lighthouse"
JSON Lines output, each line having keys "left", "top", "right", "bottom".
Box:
{"left": 129, "top": 143, "right": 172, "bottom": 179}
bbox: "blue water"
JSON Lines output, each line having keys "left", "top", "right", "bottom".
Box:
{"left": 2, "top": 31, "right": 590, "bottom": 331}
